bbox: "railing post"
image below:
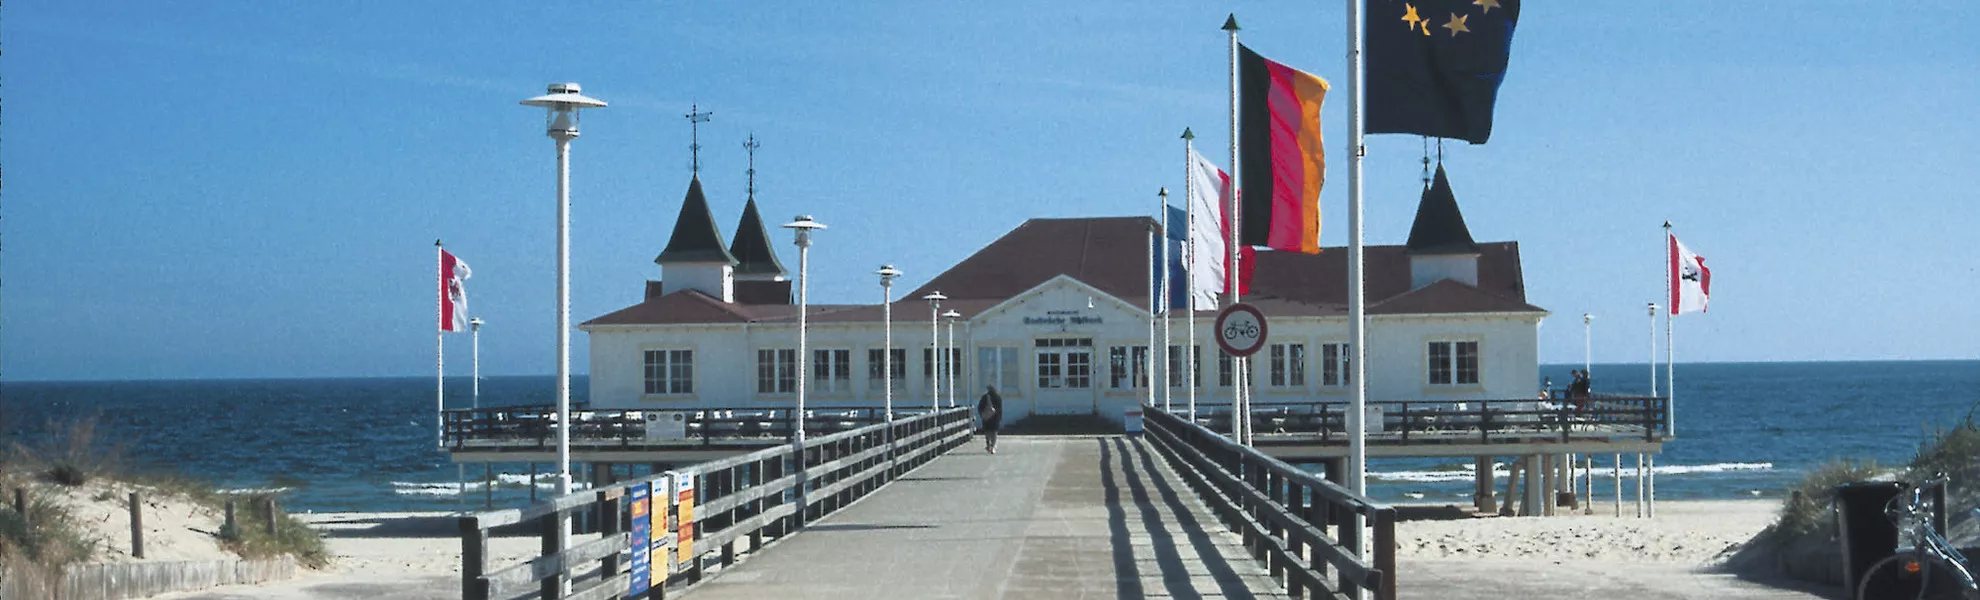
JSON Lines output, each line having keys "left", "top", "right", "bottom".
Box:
{"left": 460, "top": 516, "right": 489, "bottom": 600}
{"left": 600, "top": 489, "right": 622, "bottom": 584}
{"left": 129, "top": 492, "right": 144, "bottom": 559}
{"left": 540, "top": 510, "right": 564, "bottom": 600}
{"left": 1375, "top": 507, "right": 1398, "bottom": 600}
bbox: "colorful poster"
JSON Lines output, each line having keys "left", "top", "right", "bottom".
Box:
{"left": 675, "top": 471, "right": 697, "bottom": 565}
{"left": 627, "top": 482, "right": 651, "bottom": 596}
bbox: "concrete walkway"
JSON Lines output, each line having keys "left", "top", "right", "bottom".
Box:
{"left": 687, "top": 436, "right": 1288, "bottom": 600}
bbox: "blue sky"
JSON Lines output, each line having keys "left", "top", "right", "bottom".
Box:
{"left": 4, "top": 2, "right": 1975, "bottom": 381}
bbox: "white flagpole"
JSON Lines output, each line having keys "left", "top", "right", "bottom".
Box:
{"left": 1648, "top": 302, "right": 1657, "bottom": 398}
{"left": 1156, "top": 189, "right": 1164, "bottom": 413}
{"left": 1183, "top": 129, "right": 1199, "bottom": 422}
{"left": 1663, "top": 221, "right": 1675, "bottom": 438}
{"left": 435, "top": 240, "right": 445, "bottom": 449}
{"left": 1147, "top": 221, "right": 1157, "bottom": 411}
{"left": 1346, "top": 0, "right": 1371, "bottom": 568}
{"left": 1223, "top": 14, "right": 1246, "bottom": 446}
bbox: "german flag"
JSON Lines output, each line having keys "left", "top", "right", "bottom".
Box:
{"left": 1238, "top": 44, "right": 1329, "bottom": 254}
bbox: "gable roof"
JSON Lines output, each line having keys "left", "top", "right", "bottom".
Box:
{"left": 906, "top": 217, "right": 1157, "bottom": 301}
{"left": 1369, "top": 278, "right": 1546, "bottom": 315}
{"left": 1405, "top": 164, "right": 1480, "bottom": 255}
{"left": 727, "top": 198, "right": 787, "bottom": 277}
{"left": 655, "top": 177, "right": 739, "bottom": 265}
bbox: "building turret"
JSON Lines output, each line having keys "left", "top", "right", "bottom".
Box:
{"left": 1405, "top": 164, "right": 1481, "bottom": 290}
{"left": 655, "top": 177, "right": 739, "bottom": 302}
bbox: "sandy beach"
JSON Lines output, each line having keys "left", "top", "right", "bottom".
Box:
{"left": 133, "top": 499, "right": 1837, "bottom": 599}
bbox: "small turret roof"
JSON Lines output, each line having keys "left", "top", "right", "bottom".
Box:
{"left": 727, "top": 198, "right": 787, "bottom": 277}
{"left": 655, "top": 177, "right": 739, "bottom": 265}
{"left": 1405, "top": 164, "right": 1480, "bottom": 255}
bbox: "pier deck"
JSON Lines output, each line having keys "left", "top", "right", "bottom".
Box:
{"left": 687, "top": 435, "right": 1288, "bottom": 599}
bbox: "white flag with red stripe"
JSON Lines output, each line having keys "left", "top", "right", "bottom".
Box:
{"left": 440, "top": 249, "right": 471, "bottom": 332}
{"left": 1669, "top": 233, "right": 1709, "bottom": 315}
{"left": 1187, "top": 149, "right": 1231, "bottom": 310}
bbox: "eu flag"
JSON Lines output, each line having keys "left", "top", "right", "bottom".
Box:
{"left": 1366, "top": 0, "right": 1520, "bottom": 144}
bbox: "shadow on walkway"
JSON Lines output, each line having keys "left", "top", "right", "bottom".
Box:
{"left": 1102, "top": 437, "right": 1275, "bottom": 600}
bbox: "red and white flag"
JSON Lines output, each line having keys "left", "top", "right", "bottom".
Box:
{"left": 1669, "top": 233, "right": 1709, "bottom": 315}
{"left": 440, "top": 249, "right": 471, "bottom": 332}
{"left": 1187, "top": 149, "right": 1252, "bottom": 308}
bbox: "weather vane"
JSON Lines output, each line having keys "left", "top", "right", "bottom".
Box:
{"left": 744, "top": 134, "right": 760, "bottom": 201}
{"left": 685, "top": 104, "right": 713, "bottom": 175}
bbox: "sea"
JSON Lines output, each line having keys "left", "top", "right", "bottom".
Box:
{"left": 1, "top": 360, "right": 1975, "bottom": 512}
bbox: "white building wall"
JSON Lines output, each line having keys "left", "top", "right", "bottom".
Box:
{"left": 584, "top": 283, "right": 1543, "bottom": 419}
{"left": 662, "top": 263, "right": 734, "bottom": 302}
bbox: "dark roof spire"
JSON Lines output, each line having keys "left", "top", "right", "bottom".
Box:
{"left": 655, "top": 177, "right": 738, "bottom": 265}
{"left": 1406, "top": 163, "right": 1480, "bottom": 255}
{"left": 729, "top": 135, "right": 787, "bottom": 278}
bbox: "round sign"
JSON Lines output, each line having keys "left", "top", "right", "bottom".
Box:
{"left": 1214, "top": 303, "right": 1268, "bottom": 357}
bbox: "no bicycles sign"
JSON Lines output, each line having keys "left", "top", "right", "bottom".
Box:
{"left": 1214, "top": 303, "right": 1268, "bottom": 358}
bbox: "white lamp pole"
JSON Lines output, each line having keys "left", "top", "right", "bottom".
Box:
{"left": 470, "top": 318, "right": 484, "bottom": 410}
{"left": 783, "top": 216, "right": 827, "bottom": 448}
{"left": 520, "top": 82, "right": 604, "bottom": 581}
{"left": 1583, "top": 313, "right": 1593, "bottom": 379}
{"left": 943, "top": 309, "right": 962, "bottom": 407}
{"left": 877, "top": 266, "right": 903, "bottom": 422}
{"left": 923, "top": 291, "right": 947, "bottom": 412}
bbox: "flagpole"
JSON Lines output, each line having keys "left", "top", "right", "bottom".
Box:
{"left": 1160, "top": 189, "right": 1173, "bottom": 412}
{"left": 435, "top": 239, "right": 445, "bottom": 449}
{"left": 1223, "top": 14, "right": 1246, "bottom": 446}
{"left": 1663, "top": 221, "right": 1675, "bottom": 439}
{"left": 1346, "top": 0, "right": 1371, "bottom": 571}
{"left": 1183, "top": 128, "right": 1199, "bottom": 422}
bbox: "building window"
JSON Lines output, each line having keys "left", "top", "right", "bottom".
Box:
{"left": 866, "top": 348, "right": 907, "bottom": 395}
{"left": 1108, "top": 346, "right": 1149, "bottom": 390}
{"left": 1037, "top": 351, "right": 1063, "bottom": 388}
{"left": 922, "top": 347, "right": 962, "bottom": 387}
{"left": 813, "top": 348, "right": 851, "bottom": 393}
{"left": 1166, "top": 345, "right": 1201, "bottom": 388}
{"left": 756, "top": 348, "right": 797, "bottom": 394}
{"left": 1268, "top": 343, "right": 1306, "bottom": 388}
{"left": 1320, "top": 343, "right": 1351, "bottom": 387}
{"left": 643, "top": 349, "right": 693, "bottom": 395}
{"left": 977, "top": 347, "right": 1021, "bottom": 394}
{"left": 1217, "top": 349, "right": 1233, "bottom": 387}
{"left": 1427, "top": 341, "right": 1480, "bottom": 385}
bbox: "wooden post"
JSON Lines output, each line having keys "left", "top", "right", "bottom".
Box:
{"left": 599, "top": 488, "right": 621, "bottom": 584}
{"left": 531, "top": 463, "right": 539, "bottom": 503}
{"left": 540, "top": 511, "right": 563, "bottom": 600}
{"left": 12, "top": 488, "right": 24, "bottom": 523}
{"left": 1474, "top": 456, "right": 1496, "bottom": 515}
{"left": 460, "top": 516, "right": 489, "bottom": 600}
{"left": 129, "top": 492, "right": 145, "bottom": 559}
{"left": 225, "top": 500, "right": 237, "bottom": 536}
{"left": 262, "top": 498, "right": 279, "bottom": 536}
{"left": 1503, "top": 460, "right": 1521, "bottom": 516}
{"left": 1374, "top": 507, "right": 1398, "bottom": 600}
{"left": 1524, "top": 455, "right": 1544, "bottom": 517}
{"left": 1540, "top": 454, "right": 1555, "bottom": 516}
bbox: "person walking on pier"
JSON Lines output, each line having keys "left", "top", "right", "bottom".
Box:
{"left": 977, "top": 385, "right": 1003, "bottom": 454}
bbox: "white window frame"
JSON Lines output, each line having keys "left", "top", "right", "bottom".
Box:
{"left": 1319, "top": 342, "right": 1351, "bottom": 388}
{"left": 757, "top": 348, "right": 797, "bottom": 395}
{"left": 1166, "top": 344, "right": 1202, "bottom": 389}
{"left": 978, "top": 346, "right": 1022, "bottom": 396}
{"left": 642, "top": 348, "right": 694, "bottom": 396}
{"left": 1108, "top": 345, "right": 1150, "bottom": 390}
{"left": 866, "top": 347, "right": 907, "bottom": 396}
{"left": 1427, "top": 340, "right": 1482, "bottom": 386}
{"left": 1268, "top": 342, "right": 1306, "bottom": 389}
{"left": 812, "top": 348, "right": 852, "bottom": 394}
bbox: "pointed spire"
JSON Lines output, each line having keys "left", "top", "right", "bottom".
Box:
{"left": 728, "top": 198, "right": 786, "bottom": 279}
{"left": 656, "top": 177, "right": 738, "bottom": 265}
{"left": 1406, "top": 164, "right": 1480, "bottom": 255}
{"left": 1222, "top": 14, "right": 1240, "bottom": 31}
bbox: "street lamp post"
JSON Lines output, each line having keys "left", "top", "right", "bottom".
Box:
{"left": 923, "top": 291, "right": 947, "bottom": 412}
{"left": 519, "top": 83, "right": 604, "bottom": 568}
{"left": 943, "top": 309, "right": 962, "bottom": 407}
{"left": 877, "top": 266, "right": 903, "bottom": 422}
{"left": 1582, "top": 313, "right": 1593, "bottom": 380}
{"left": 782, "top": 216, "right": 827, "bottom": 448}
{"left": 1647, "top": 303, "right": 1658, "bottom": 398}
{"left": 469, "top": 318, "right": 484, "bottom": 410}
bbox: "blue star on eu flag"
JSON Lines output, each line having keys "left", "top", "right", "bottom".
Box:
{"left": 1368, "top": 0, "right": 1520, "bottom": 144}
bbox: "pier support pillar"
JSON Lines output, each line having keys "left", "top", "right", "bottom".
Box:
{"left": 1473, "top": 457, "right": 1496, "bottom": 515}
{"left": 1522, "top": 455, "right": 1544, "bottom": 517}
{"left": 1502, "top": 459, "right": 1521, "bottom": 516}
{"left": 1540, "top": 455, "right": 1555, "bottom": 516}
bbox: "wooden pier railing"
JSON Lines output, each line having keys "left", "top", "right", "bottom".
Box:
{"left": 1142, "top": 404, "right": 1397, "bottom": 600}
{"left": 457, "top": 407, "right": 973, "bottom": 600}
{"left": 441, "top": 405, "right": 935, "bottom": 449}
{"left": 1180, "top": 395, "right": 1667, "bottom": 445}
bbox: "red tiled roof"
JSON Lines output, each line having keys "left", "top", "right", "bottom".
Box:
{"left": 586, "top": 217, "right": 1542, "bottom": 326}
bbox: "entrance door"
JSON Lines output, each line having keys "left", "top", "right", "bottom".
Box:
{"left": 1032, "top": 338, "right": 1094, "bottom": 415}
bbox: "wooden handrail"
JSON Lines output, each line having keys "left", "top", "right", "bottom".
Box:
{"left": 458, "top": 406, "right": 973, "bottom": 600}
{"left": 1142, "top": 404, "right": 1397, "bottom": 600}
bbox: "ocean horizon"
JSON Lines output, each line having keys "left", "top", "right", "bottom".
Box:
{"left": 2, "top": 360, "right": 1975, "bottom": 512}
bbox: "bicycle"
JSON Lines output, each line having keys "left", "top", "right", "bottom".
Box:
{"left": 1857, "top": 475, "right": 1980, "bottom": 600}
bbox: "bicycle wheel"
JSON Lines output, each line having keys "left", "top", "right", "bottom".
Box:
{"left": 1858, "top": 553, "right": 1975, "bottom": 600}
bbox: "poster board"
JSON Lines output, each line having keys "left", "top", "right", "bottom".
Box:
{"left": 627, "top": 482, "right": 651, "bottom": 596}
{"left": 673, "top": 470, "right": 697, "bottom": 566}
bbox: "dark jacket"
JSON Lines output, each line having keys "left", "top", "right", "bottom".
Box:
{"left": 976, "top": 387, "right": 1004, "bottom": 431}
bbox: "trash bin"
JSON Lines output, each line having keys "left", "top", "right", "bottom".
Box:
{"left": 1835, "top": 481, "right": 1903, "bottom": 597}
